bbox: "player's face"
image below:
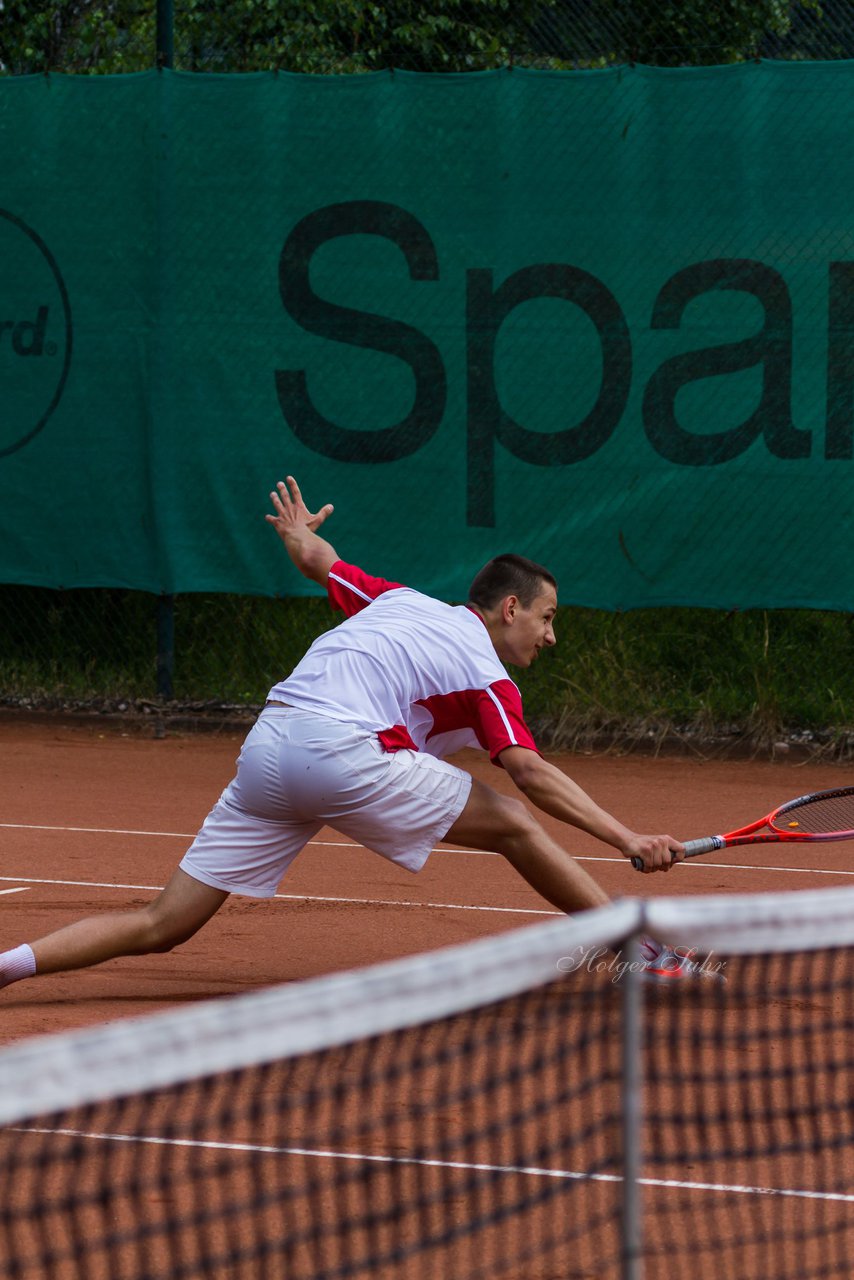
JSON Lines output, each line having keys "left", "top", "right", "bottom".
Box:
{"left": 504, "top": 585, "right": 558, "bottom": 667}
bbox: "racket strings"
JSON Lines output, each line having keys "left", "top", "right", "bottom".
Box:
{"left": 773, "top": 789, "right": 854, "bottom": 835}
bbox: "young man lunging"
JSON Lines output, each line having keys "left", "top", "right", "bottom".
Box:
{"left": 0, "top": 476, "right": 705, "bottom": 991}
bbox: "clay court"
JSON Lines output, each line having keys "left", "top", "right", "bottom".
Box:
{"left": 2, "top": 715, "right": 853, "bottom": 1041}
{"left": 3, "top": 716, "right": 854, "bottom": 1278}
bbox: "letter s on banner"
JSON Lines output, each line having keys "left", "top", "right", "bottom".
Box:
{"left": 276, "top": 201, "right": 446, "bottom": 462}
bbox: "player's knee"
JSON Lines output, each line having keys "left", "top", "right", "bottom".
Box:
{"left": 493, "top": 793, "right": 541, "bottom": 846}
{"left": 134, "top": 904, "right": 198, "bottom": 954}
{"left": 448, "top": 782, "right": 544, "bottom": 858}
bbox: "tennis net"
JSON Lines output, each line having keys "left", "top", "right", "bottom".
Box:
{"left": 1, "top": 886, "right": 853, "bottom": 1279}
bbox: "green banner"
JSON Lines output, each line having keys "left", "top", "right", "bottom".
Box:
{"left": 2, "top": 64, "right": 854, "bottom": 608}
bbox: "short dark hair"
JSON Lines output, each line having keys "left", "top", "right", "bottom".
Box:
{"left": 467, "top": 554, "right": 557, "bottom": 611}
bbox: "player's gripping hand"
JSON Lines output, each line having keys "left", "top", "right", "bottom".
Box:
{"left": 623, "top": 834, "right": 684, "bottom": 874}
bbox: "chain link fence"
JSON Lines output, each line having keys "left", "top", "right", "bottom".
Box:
{"left": 3, "top": 2, "right": 854, "bottom": 745}
{"left": 0, "top": 587, "right": 337, "bottom": 728}
{"left": 3, "top": 2, "right": 854, "bottom": 74}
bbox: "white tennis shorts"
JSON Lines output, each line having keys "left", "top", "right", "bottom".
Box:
{"left": 179, "top": 706, "right": 472, "bottom": 897}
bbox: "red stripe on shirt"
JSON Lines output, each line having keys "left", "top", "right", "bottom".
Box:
{"left": 327, "top": 560, "right": 405, "bottom": 617}
{"left": 417, "top": 680, "right": 538, "bottom": 761}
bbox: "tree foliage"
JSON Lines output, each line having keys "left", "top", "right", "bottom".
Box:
{"left": 0, "top": 3, "right": 152, "bottom": 74}
{"left": 1, "top": 0, "right": 559, "bottom": 74}
{"left": 552, "top": 0, "right": 801, "bottom": 67}
{"left": 0, "top": 0, "right": 838, "bottom": 76}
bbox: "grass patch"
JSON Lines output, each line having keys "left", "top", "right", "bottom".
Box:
{"left": 521, "top": 607, "right": 854, "bottom": 756}
{"left": 1, "top": 587, "right": 853, "bottom": 756}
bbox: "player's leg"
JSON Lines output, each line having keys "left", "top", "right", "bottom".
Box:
{"left": 1, "top": 711, "right": 334, "bottom": 991}
{"left": 446, "top": 780, "right": 724, "bottom": 982}
{"left": 0, "top": 869, "right": 228, "bottom": 989}
{"left": 30, "top": 868, "right": 229, "bottom": 975}
{"left": 322, "top": 741, "right": 609, "bottom": 915}
{"left": 443, "top": 778, "right": 610, "bottom": 914}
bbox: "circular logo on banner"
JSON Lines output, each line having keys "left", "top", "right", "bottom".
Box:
{"left": 0, "top": 210, "right": 73, "bottom": 457}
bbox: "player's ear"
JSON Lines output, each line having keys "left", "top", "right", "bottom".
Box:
{"left": 502, "top": 595, "right": 519, "bottom": 624}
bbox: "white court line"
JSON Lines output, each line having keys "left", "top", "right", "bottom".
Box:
{"left": 0, "top": 887, "right": 29, "bottom": 896}
{"left": 13, "top": 1125, "right": 852, "bottom": 1206}
{"left": 0, "top": 822, "right": 204, "bottom": 839}
{"left": 273, "top": 892, "right": 557, "bottom": 916}
{"left": 4, "top": 852, "right": 854, "bottom": 916}
{"left": 0, "top": 822, "right": 492, "bottom": 854}
{"left": 0, "top": 821, "right": 850, "bottom": 878}
{"left": 0, "top": 875, "right": 557, "bottom": 917}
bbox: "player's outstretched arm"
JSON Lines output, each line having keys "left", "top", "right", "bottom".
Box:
{"left": 265, "top": 475, "right": 338, "bottom": 585}
{"left": 499, "top": 746, "right": 683, "bottom": 873}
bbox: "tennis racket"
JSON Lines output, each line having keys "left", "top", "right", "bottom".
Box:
{"left": 630, "top": 784, "right": 854, "bottom": 871}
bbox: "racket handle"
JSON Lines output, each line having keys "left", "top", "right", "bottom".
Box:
{"left": 630, "top": 835, "right": 724, "bottom": 872}
{"left": 682, "top": 836, "right": 725, "bottom": 858}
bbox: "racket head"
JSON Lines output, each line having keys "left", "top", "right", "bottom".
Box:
{"left": 768, "top": 785, "right": 854, "bottom": 839}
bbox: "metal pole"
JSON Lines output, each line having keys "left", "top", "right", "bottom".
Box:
{"left": 156, "top": 0, "right": 174, "bottom": 69}
{"left": 156, "top": 593, "right": 175, "bottom": 700}
{"left": 154, "top": 0, "right": 174, "bottom": 709}
{"left": 621, "top": 929, "right": 644, "bottom": 1280}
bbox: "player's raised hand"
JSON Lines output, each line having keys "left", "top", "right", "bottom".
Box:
{"left": 266, "top": 475, "right": 334, "bottom": 538}
{"left": 266, "top": 475, "right": 338, "bottom": 585}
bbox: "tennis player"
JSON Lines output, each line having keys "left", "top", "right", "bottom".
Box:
{"left": 0, "top": 475, "right": 704, "bottom": 990}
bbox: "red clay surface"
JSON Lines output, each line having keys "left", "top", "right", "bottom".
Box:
{"left": 2, "top": 715, "right": 853, "bottom": 1044}
{"left": 4, "top": 716, "right": 854, "bottom": 1280}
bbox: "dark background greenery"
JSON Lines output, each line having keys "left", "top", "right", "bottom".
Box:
{"left": 3, "top": 1, "right": 853, "bottom": 755}
{"left": 1, "top": 0, "right": 848, "bottom": 76}
{"left": 3, "top": 585, "right": 854, "bottom": 758}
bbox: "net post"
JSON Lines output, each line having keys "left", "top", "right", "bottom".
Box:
{"left": 620, "top": 927, "right": 644, "bottom": 1280}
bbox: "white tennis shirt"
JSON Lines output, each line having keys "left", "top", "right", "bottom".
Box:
{"left": 267, "top": 560, "right": 538, "bottom": 763}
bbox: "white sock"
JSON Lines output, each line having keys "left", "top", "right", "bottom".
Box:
{"left": 0, "top": 944, "right": 36, "bottom": 988}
